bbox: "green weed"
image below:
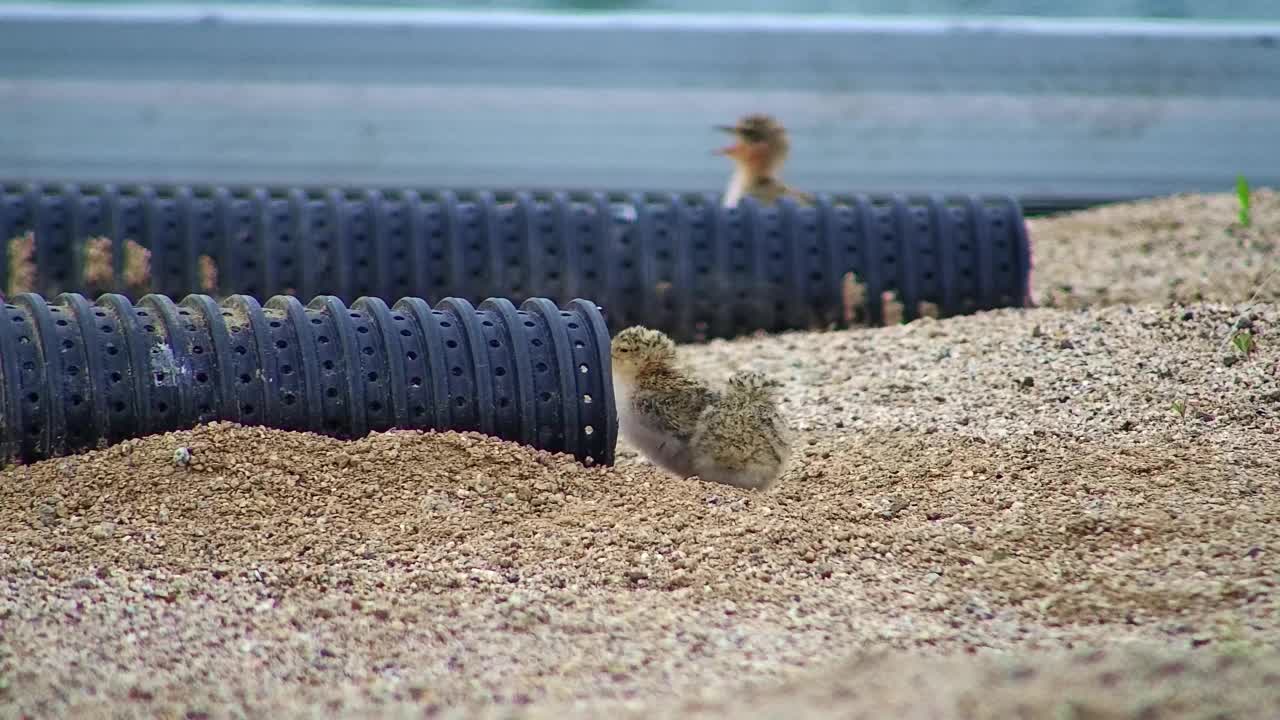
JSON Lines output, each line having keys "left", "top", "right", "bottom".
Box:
{"left": 1236, "top": 174, "right": 1252, "bottom": 227}
{"left": 1231, "top": 330, "right": 1256, "bottom": 357}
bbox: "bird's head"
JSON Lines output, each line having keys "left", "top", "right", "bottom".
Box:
{"left": 610, "top": 325, "right": 678, "bottom": 380}
{"left": 714, "top": 113, "right": 791, "bottom": 177}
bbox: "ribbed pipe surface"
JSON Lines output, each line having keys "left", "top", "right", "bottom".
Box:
{"left": 1, "top": 183, "right": 1032, "bottom": 341}
{"left": 0, "top": 291, "right": 615, "bottom": 466}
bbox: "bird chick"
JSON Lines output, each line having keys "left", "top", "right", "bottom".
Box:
{"left": 689, "top": 371, "right": 791, "bottom": 491}
{"left": 714, "top": 113, "right": 814, "bottom": 208}
{"left": 612, "top": 326, "right": 791, "bottom": 491}
{"left": 611, "top": 326, "right": 719, "bottom": 481}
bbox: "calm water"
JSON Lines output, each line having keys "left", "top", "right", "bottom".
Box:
{"left": 421, "top": 1, "right": 1280, "bottom": 20}
{"left": 22, "top": 0, "right": 1280, "bottom": 20}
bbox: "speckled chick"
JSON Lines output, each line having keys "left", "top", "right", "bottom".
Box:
{"left": 612, "top": 326, "right": 791, "bottom": 490}
{"left": 689, "top": 370, "right": 792, "bottom": 490}
{"left": 611, "top": 326, "right": 719, "bottom": 480}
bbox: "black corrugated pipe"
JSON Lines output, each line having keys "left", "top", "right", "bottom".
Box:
{"left": 0, "top": 291, "right": 616, "bottom": 467}
{"left": 1, "top": 183, "right": 1032, "bottom": 341}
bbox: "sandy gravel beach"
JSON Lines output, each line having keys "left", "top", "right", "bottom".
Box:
{"left": 2, "top": 189, "right": 1278, "bottom": 719}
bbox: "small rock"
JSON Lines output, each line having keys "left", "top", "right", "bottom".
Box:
{"left": 1222, "top": 355, "right": 1240, "bottom": 367}
{"left": 89, "top": 522, "right": 116, "bottom": 541}
{"left": 71, "top": 577, "right": 97, "bottom": 589}
{"left": 876, "top": 496, "right": 909, "bottom": 520}
{"left": 924, "top": 572, "right": 941, "bottom": 585}
{"left": 172, "top": 447, "right": 192, "bottom": 466}
{"left": 36, "top": 504, "right": 58, "bottom": 527}
{"left": 469, "top": 568, "right": 503, "bottom": 584}
{"left": 1057, "top": 338, "right": 1075, "bottom": 350}
{"left": 926, "top": 593, "right": 951, "bottom": 610}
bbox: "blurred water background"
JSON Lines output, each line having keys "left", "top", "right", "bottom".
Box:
{"left": 4, "top": 0, "right": 1277, "bottom": 203}
{"left": 11, "top": 0, "right": 1280, "bottom": 19}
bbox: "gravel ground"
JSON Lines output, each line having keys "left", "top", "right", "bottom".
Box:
{"left": 2, "top": 189, "right": 1279, "bottom": 719}
{"left": 1027, "top": 188, "right": 1278, "bottom": 310}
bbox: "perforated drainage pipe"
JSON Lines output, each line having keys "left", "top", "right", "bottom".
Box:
{"left": 1, "top": 184, "right": 1031, "bottom": 341}
{"left": 0, "top": 291, "right": 616, "bottom": 467}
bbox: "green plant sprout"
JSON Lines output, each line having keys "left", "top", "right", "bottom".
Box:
{"left": 1170, "top": 399, "right": 1187, "bottom": 418}
{"left": 1236, "top": 175, "right": 1252, "bottom": 227}
{"left": 1231, "top": 330, "right": 1256, "bottom": 357}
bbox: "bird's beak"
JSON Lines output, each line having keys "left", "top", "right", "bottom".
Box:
{"left": 714, "top": 125, "right": 743, "bottom": 155}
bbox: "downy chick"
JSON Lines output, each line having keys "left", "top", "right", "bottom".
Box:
{"left": 689, "top": 371, "right": 791, "bottom": 491}
{"left": 611, "top": 326, "right": 791, "bottom": 490}
{"left": 611, "top": 326, "right": 719, "bottom": 480}
{"left": 715, "top": 113, "right": 814, "bottom": 208}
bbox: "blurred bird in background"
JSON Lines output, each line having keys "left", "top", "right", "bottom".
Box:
{"left": 714, "top": 113, "right": 814, "bottom": 208}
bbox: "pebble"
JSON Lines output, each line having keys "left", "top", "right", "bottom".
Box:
{"left": 89, "top": 522, "right": 116, "bottom": 541}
